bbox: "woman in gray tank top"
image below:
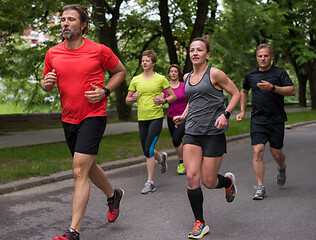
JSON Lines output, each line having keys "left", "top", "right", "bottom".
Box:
{"left": 173, "top": 36, "right": 240, "bottom": 239}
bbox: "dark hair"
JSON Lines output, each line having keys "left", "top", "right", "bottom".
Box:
{"left": 189, "top": 35, "right": 210, "bottom": 53}
{"left": 168, "top": 64, "right": 183, "bottom": 82}
{"left": 62, "top": 4, "right": 89, "bottom": 34}
{"left": 256, "top": 43, "right": 273, "bottom": 56}
{"left": 142, "top": 50, "right": 158, "bottom": 63}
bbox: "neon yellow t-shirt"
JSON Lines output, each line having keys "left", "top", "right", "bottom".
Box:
{"left": 129, "top": 72, "right": 170, "bottom": 121}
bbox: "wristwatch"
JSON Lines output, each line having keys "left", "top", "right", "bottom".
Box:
{"left": 102, "top": 87, "right": 111, "bottom": 97}
{"left": 271, "top": 84, "right": 275, "bottom": 92}
{"left": 224, "top": 111, "right": 231, "bottom": 119}
{"left": 164, "top": 99, "right": 168, "bottom": 104}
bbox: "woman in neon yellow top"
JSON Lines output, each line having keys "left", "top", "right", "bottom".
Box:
{"left": 126, "top": 50, "right": 176, "bottom": 194}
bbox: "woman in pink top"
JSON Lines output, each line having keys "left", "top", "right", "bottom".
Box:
{"left": 162, "top": 64, "right": 187, "bottom": 174}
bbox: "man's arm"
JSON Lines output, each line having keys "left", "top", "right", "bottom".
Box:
{"left": 104, "top": 60, "right": 127, "bottom": 92}
{"left": 236, "top": 89, "right": 249, "bottom": 122}
{"left": 40, "top": 69, "right": 56, "bottom": 92}
{"left": 257, "top": 80, "right": 296, "bottom": 96}
{"left": 85, "top": 60, "right": 127, "bottom": 103}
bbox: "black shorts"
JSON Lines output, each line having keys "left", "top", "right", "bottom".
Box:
{"left": 167, "top": 116, "right": 185, "bottom": 147}
{"left": 183, "top": 134, "right": 227, "bottom": 157}
{"left": 62, "top": 116, "right": 107, "bottom": 156}
{"left": 250, "top": 122, "right": 284, "bottom": 149}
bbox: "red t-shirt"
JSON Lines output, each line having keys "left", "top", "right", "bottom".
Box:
{"left": 43, "top": 38, "right": 119, "bottom": 124}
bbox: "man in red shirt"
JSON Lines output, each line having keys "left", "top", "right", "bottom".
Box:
{"left": 41, "top": 4, "right": 127, "bottom": 240}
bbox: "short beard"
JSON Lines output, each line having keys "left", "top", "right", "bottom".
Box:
{"left": 62, "top": 28, "right": 82, "bottom": 40}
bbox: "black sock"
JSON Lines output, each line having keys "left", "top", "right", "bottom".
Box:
{"left": 216, "top": 174, "right": 231, "bottom": 189}
{"left": 187, "top": 187, "right": 204, "bottom": 222}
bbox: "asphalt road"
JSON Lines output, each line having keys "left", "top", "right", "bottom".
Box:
{"left": 0, "top": 123, "right": 315, "bottom": 240}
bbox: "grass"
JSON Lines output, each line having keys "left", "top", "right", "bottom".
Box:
{"left": 0, "top": 103, "right": 56, "bottom": 114}
{"left": 0, "top": 110, "right": 315, "bottom": 184}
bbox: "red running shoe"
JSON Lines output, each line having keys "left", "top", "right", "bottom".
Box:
{"left": 107, "top": 188, "right": 124, "bottom": 223}
{"left": 53, "top": 228, "right": 79, "bottom": 240}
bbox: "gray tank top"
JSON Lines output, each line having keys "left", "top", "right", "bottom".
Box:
{"left": 185, "top": 66, "right": 227, "bottom": 135}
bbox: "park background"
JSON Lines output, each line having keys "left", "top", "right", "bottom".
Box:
{"left": 0, "top": 0, "right": 315, "bottom": 117}
{"left": 0, "top": 0, "right": 316, "bottom": 184}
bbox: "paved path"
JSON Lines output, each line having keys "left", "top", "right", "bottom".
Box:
{"left": 0, "top": 123, "right": 315, "bottom": 240}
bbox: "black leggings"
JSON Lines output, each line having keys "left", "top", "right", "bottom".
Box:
{"left": 138, "top": 118, "right": 163, "bottom": 158}
{"left": 167, "top": 116, "right": 185, "bottom": 147}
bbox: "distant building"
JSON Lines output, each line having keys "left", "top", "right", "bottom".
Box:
{"left": 22, "top": 13, "right": 59, "bottom": 47}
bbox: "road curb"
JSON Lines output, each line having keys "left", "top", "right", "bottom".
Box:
{"left": 1, "top": 120, "right": 315, "bottom": 195}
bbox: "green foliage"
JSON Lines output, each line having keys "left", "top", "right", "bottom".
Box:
{"left": 3, "top": 0, "right": 316, "bottom": 114}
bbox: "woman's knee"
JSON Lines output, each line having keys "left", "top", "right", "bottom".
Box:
{"left": 186, "top": 171, "right": 200, "bottom": 187}
{"left": 201, "top": 176, "right": 217, "bottom": 189}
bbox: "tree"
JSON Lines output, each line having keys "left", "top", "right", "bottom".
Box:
{"left": 157, "top": 0, "right": 216, "bottom": 73}
{"left": 273, "top": 0, "right": 316, "bottom": 109}
{"left": 91, "top": 0, "right": 132, "bottom": 121}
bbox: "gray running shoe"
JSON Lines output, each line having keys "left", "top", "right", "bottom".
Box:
{"left": 277, "top": 165, "right": 286, "bottom": 186}
{"left": 141, "top": 182, "right": 155, "bottom": 194}
{"left": 160, "top": 152, "right": 168, "bottom": 173}
{"left": 253, "top": 185, "right": 266, "bottom": 200}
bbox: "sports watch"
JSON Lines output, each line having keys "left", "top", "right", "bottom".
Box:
{"left": 271, "top": 84, "right": 275, "bottom": 92}
{"left": 224, "top": 111, "right": 231, "bottom": 119}
{"left": 102, "top": 87, "right": 111, "bottom": 97}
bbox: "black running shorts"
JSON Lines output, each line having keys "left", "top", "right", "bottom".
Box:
{"left": 250, "top": 122, "right": 284, "bottom": 149}
{"left": 183, "top": 133, "right": 227, "bottom": 157}
{"left": 62, "top": 116, "right": 107, "bottom": 156}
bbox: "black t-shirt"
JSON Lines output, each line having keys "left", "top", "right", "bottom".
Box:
{"left": 243, "top": 65, "right": 294, "bottom": 124}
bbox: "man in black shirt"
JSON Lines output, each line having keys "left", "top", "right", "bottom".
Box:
{"left": 236, "top": 44, "right": 295, "bottom": 200}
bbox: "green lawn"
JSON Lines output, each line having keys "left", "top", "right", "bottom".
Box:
{"left": 0, "top": 103, "right": 56, "bottom": 114}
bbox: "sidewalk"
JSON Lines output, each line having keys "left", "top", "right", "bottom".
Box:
{"left": 0, "top": 107, "right": 313, "bottom": 195}
{"left": 0, "top": 107, "right": 310, "bottom": 149}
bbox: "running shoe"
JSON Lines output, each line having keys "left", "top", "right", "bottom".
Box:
{"left": 224, "top": 172, "right": 237, "bottom": 203}
{"left": 53, "top": 228, "right": 79, "bottom": 240}
{"left": 107, "top": 188, "right": 124, "bottom": 223}
{"left": 188, "top": 220, "right": 209, "bottom": 239}
{"left": 253, "top": 185, "right": 266, "bottom": 200}
{"left": 141, "top": 182, "right": 155, "bottom": 194}
{"left": 177, "top": 163, "right": 186, "bottom": 175}
{"left": 277, "top": 165, "right": 286, "bottom": 186}
{"left": 160, "top": 152, "right": 168, "bottom": 173}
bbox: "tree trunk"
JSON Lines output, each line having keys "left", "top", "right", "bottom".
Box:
{"left": 308, "top": 60, "right": 316, "bottom": 110}
{"left": 289, "top": 57, "right": 307, "bottom": 107}
{"left": 159, "top": 0, "right": 178, "bottom": 65}
{"left": 183, "top": 0, "right": 210, "bottom": 73}
{"left": 93, "top": 0, "right": 132, "bottom": 121}
{"left": 298, "top": 76, "right": 307, "bottom": 107}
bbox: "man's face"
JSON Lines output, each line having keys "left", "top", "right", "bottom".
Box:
{"left": 256, "top": 48, "right": 273, "bottom": 71}
{"left": 61, "top": 10, "right": 85, "bottom": 40}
